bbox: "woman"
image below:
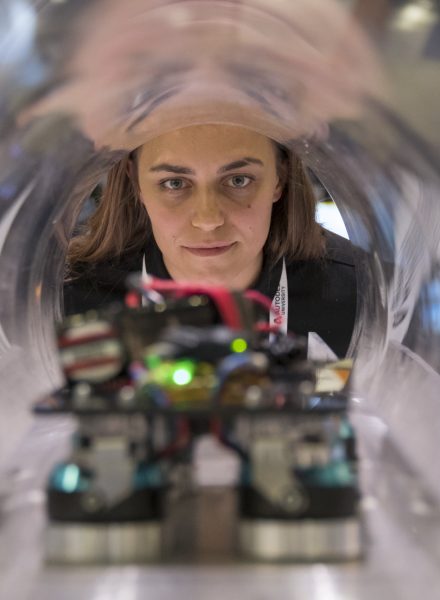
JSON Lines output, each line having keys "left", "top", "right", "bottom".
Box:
{"left": 65, "top": 124, "right": 357, "bottom": 358}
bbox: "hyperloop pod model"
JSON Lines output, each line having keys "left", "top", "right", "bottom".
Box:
{"left": 0, "top": 0, "right": 440, "bottom": 592}
{"left": 36, "top": 274, "right": 359, "bottom": 563}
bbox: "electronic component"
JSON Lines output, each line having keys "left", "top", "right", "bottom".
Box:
{"left": 35, "top": 275, "right": 360, "bottom": 563}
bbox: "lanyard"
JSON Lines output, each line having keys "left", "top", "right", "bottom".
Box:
{"left": 270, "top": 258, "right": 288, "bottom": 334}
{"left": 270, "top": 259, "right": 336, "bottom": 360}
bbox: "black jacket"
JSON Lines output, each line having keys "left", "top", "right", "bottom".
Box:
{"left": 64, "top": 230, "right": 357, "bottom": 357}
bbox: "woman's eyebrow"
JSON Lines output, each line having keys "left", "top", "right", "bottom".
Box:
{"left": 217, "top": 158, "right": 264, "bottom": 173}
{"left": 149, "top": 163, "right": 195, "bottom": 175}
{"left": 149, "top": 157, "right": 264, "bottom": 175}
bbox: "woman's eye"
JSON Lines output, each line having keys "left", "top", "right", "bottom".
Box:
{"left": 160, "top": 178, "right": 189, "bottom": 191}
{"left": 226, "top": 175, "right": 253, "bottom": 189}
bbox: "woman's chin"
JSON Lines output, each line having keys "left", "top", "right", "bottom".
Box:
{"left": 167, "top": 254, "right": 259, "bottom": 290}
{"left": 191, "top": 273, "right": 232, "bottom": 287}
{"left": 176, "top": 268, "right": 238, "bottom": 289}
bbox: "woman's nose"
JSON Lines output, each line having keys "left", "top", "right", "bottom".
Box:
{"left": 191, "top": 190, "right": 225, "bottom": 231}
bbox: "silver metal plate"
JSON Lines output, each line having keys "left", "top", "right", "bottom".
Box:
{"left": 240, "top": 517, "right": 362, "bottom": 561}
{"left": 46, "top": 521, "right": 162, "bottom": 564}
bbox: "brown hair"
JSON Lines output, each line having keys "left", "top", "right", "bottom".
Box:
{"left": 67, "top": 143, "right": 324, "bottom": 270}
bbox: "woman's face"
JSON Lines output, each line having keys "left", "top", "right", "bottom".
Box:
{"left": 136, "top": 124, "right": 283, "bottom": 289}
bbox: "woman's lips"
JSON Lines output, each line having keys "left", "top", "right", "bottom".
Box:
{"left": 183, "top": 242, "right": 236, "bottom": 257}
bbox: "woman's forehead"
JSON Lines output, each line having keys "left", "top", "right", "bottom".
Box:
{"left": 138, "top": 124, "right": 276, "bottom": 164}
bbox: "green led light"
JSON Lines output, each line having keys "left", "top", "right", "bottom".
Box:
{"left": 172, "top": 367, "right": 193, "bottom": 386}
{"left": 231, "top": 338, "right": 248, "bottom": 353}
{"left": 149, "top": 358, "right": 196, "bottom": 387}
{"left": 146, "top": 353, "right": 161, "bottom": 370}
{"left": 61, "top": 464, "right": 80, "bottom": 492}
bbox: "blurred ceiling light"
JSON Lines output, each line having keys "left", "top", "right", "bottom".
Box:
{"left": 394, "top": 2, "right": 434, "bottom": 31}
{"left": 0, "top": 0, "right": 36, "bottom": 67}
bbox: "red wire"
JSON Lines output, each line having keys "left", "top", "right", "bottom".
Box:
{"left": 243, "top": 289, "right": 273, "bottom": 313}
{"left": 58, "top": 330, "right": 118, "bottom": 349}
{"left": 135, "top": 277, "right": 285, "bottom": 334}
{"left": 244, "top": 289, "right": 283, "bottom": 333}
{"left": 138, "top": 277, "right": 243, "bottom": 330}
{"left": 155, "top": 417, "right": 190, "bottom": 459}
{"left": 125, "top": 291, "right": 141, "bottom": 308}
{"left": 254, "top": 322, "right": 280, "bottom": 333}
